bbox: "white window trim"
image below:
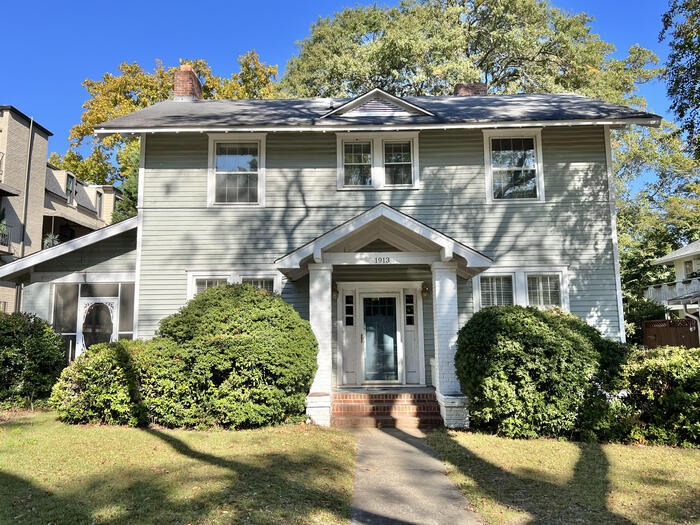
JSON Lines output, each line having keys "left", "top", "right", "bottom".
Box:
{"left": 336, "top": 131, "right": 420, "bottom": 190}
{"left": 207, "top": 133, "right": 267, "bottom": 207}
{"left": 482, "top": 128, "right": 545, "bottom": 204}
{"left": 186, "top": 270, "right": 282, "bottom": 299}
{"left": 473, "top": 266, "right": 569, "bottom": 312}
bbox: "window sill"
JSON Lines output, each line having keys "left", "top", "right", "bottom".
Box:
{"left": 337, "top": 185, "right": 422, "bottom": 192}
{"left": 486, "top": 198, "right": 546, "bottom": 204}
{"left": 209, "top": 202, "right": 265, "bottom": 208}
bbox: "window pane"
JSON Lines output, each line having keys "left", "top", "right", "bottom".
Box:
{"left": 241, "top": 278, "right": 274, "bottom": 293}
{"left": 481, "top": 276, "right": 514, "bottom": 307}
{"left": 384, "top": 142, "right": 411, "bottom": 163}
{"left": 215, "top": 173, "right": 258, "bottom": 203}
{"left": 216, "top": 143, "right": 258, "bottom": 172}
{"left": 386, "top": 164, "right": 412, "bottom": 185}
{"left": 527, "top": 275, "right": 561, "bottom": 307}
{"left": 54, "top": 284, "right": 78, "bottom": 333}
{"left": 491, "top": 138, "right": 535, "bottom": 169}
{"left": 493, "top": 169, "right": 537, "bottom": 199}
{"left": 195, "top": 279, "right": 227, "bottom": 295}
{"left": 119, "top": 283, "right": 135, "bottom": 332}
{"left": 80, "top": 283, "right": 119, "bottom": 297}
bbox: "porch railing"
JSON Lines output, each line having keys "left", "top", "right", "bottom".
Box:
{"left": 0, "top": 226, "right": 12, "bottom": 253}
{"left": 645, "top": 277, "right": 700, "bottom": 305}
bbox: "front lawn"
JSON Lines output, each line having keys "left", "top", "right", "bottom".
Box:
{"left": 427, "top": 430, "right": 700, "bottom": 524}
{"left": 0, "top": 411, "right": 355, "bottom": 524}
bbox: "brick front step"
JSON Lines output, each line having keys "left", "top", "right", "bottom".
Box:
{"left": 330, "top": 391, "right": 443, "bottom": 428}
{"left": 331, "top": 415, "right": 444, "bottom": 429}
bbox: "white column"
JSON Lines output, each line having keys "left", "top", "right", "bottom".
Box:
{"left": 431, "top": 261, "right": 469, "bottom": 428}
{"left": 306, "top": 263, "right": 333, "bottom": 426}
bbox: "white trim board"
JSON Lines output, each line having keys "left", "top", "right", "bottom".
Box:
{"left": 320, "top": 88, "right": 435, "bottom": 119}
{"left": 0, "top": 216, "right": 138, "bottom": 280}
{"left": 94, "top": 117, "right": 661, "bottom": 135}
{"left": 32, "top": 272, "right": 136, "bottom": 283}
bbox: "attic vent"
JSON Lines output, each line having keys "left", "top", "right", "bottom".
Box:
{"left": 342, "top": 96, "right": 422, "bottom": 117}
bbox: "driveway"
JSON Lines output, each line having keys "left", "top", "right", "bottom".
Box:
{"left": 350, "top": 428, "right": 480, "bottom": 524}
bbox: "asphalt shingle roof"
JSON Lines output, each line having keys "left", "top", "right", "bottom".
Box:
{"left": 653, "top": 240, "right": 700, "bottom": 265}
{"left": 96, "top": 93, "right": 660, "bottom": 131}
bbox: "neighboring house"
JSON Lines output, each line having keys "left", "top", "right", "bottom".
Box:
{"left": 0, "top": 106, "right": 121, "bottom": 312}
{"left": 645, "top": 240, "right": 700, "bottom": 321}
{"left": 0, "top": 66, "right": 661, "bottom": 428}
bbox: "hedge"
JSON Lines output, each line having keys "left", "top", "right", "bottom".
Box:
{"left": 51, "top": 284, "right": 318, "bottom": 428}
{"left": 0, "top": 312, "right": 65, "bottom": 406}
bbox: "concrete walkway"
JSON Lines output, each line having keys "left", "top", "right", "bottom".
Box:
{"left": 350, "top": 428, "right": 480, "bottom": 525}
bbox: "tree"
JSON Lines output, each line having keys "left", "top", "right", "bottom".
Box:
{"left": 283, "top": 0, "right": 659, "bottom": 102}
{"left": 51, "top": 52, "right": 279, "bottom": 218}
{"left": 661, "top": 0, "right": 700, "bottom": 159}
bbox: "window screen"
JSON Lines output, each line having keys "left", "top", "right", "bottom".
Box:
{"left": 241, "top": 278, "right": 275, "bottom": 293}
{"left": 344, "top": 142, "right": 372, "bottom": 186}
{"left": 80, "top": 283, "right": 119, "bottom": 297}
{"left": 119, "top": 283, "right": 135, "bottom": 334}
{"left": 480, "top": 276, "right": 514, "bottom": 307}
{"left": 491, "top": 137, "right": 537, "bottom": 199}
{"left": 53, "top": 284, "right": 78, "bottom": 333}
{"left": 214, "top": 142, "right": 259, "bottom": 203}
{"left": 527, "top": 274, "right": 561, "bottom": 307}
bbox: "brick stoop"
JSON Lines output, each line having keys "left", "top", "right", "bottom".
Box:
{"left": 331, "top": 391, "right": 443, "bottom": 429}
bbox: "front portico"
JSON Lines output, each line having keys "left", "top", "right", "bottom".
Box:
{"left": 275, "top": 203, "right": 493, "bottom": 427}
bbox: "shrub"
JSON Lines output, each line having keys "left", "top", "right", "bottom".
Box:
{"left": 622, "top": 345, "right": 700, "bottom": 446}
{"left": 52, "top": 284, "right": 318, "bottom": 429}
{"left": 455, "top": 306, "right": 625, "bottom": 439}
{"left": 0, "top": 312, "right": 65, "bottom": 405}
{"left": 50, "top": 343, "right": 147, "bottom": 426}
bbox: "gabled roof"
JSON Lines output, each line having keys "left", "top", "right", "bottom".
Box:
{"left": 275, "top": 203, "right": 493, "bottom": 275}
{"left": 94, "top": 93, "right": 661, "bottom": 134}
{"left": 0, "top": 217, "right": 137, "bottom": 280}
{"left": 652, "top": 239, "right": 700, "bottom": 265}
{"left": 319, "top": 88, "right": 434, "bottom": 119}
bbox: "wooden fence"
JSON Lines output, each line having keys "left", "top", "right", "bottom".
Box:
{"left": 642, "top": 318, "right": 699, "bottom": 349}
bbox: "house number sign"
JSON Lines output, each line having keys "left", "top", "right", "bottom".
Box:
{"left": 374, "top": 257, "right": 392, "bottom": 263}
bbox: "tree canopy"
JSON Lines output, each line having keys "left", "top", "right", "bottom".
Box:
{"left": 661, "top": 0, "right": 700, "bottom": 160}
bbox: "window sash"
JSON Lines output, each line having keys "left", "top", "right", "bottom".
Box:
{"left": 96, "top": 193, "right": 103, "bottom": 218}
{"left": 241, "top": 277, "right": 275, "bottom": 293}
{"left": 384, "top": 141, "right": 413, "bottom": 186}
{"left": 527, "top": 274, "right": 561, "bottom": 307}
{"left": 343, "top": 142, "right": 372, "bottom": 186}
{"left": 480, "top": 276, "right": 514, "bottom": 307}
{"left": 685, "top": 261, "right": 694, "bottom": 277}
{"left": 195, "top": 278, "right": 228, "bottom": 295}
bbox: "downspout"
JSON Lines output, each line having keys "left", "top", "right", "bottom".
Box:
{"left": 15, "top": 117, "right": 34, "bottom": 313}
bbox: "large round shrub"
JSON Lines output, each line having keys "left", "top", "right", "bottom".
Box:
{"left": 52, "top": 284, "right": 318, "bottom": 429}
{"left": 0, "top": 312, "right": 65, "bottom": 404}
{"left": 50, "top": 342, "right": 147, "bottom": 426}
{"left": 455, "top": 306, "right": 622, "bottom": 439}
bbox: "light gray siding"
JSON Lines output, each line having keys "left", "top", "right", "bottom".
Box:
{"left": 138, "top": 126, "right": 621, "bottom": 339}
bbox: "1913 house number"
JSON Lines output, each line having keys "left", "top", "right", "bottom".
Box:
{"left": 374, "top": 257, "right": 392, "bottom": 263}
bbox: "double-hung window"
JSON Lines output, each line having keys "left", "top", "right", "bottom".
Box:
{"left": 241, "top": 277, "right": 275, "bottom": 293}
{"left": 187, "top": 271, "right": 281, "bottom": 299}
{"left": 476, "top": 267, "right": 569, "bottom": 311}
{"left": 66, "top": 174, "right": 75, "bottom": 204}
{"left": 483, "top": 129, "right": 544, "bottom": 202}
{"left": 338, "top": 132, "right": 419, "bottom": 189}
{"left": 208, "top": 134, "right": 266, "bottom": 206}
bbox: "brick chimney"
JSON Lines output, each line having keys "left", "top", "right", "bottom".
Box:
{"left": 173, "top": 64, "right": 202, "bottom": 101}
{"left": 453, "top": 82, "right": 488, "bottom": 96}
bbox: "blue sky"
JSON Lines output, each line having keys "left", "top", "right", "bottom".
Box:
{"left": 1, "top": 0, "right": 672, "bottom": 156}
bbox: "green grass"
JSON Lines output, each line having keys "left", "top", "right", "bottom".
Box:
{"left": 0, "top": 411, "right": 355, "bottom": 524}
{"left": 427, "top": 429, "right": 700, "bottom": 524}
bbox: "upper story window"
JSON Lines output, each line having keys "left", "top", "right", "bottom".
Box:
{"left": 96, "top": 192, "right": 103, "bottom": 218}
{"left": 337, "top": 132, "right": 419, "bottom": 190}
{"left": 685, "top": 260, "right": 695, "bottom": 278}
{"left": 66, "top": 174, "right": 75, "bottom": 204}
{"left": 208, "top": 133, "right": 266, "bottom": 207}
{"left": 483, "top": 129, "right": 544, "bottom": 203}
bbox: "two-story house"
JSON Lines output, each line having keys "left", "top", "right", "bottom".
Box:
{"left": 0, "top": 106, "right": 121, "bottom": 312}
{"left": 645, "top": 240, "right": 700, "bottom": 321}
{"left": 0, "top": 66, "right": 661, "bottom": 427}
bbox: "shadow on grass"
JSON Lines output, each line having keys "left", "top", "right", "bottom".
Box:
{"left": 0, "top": 421, "right": 353, "bottom": 525}
{"left": 416, "top": 429, "right": 635, "bottom": 524}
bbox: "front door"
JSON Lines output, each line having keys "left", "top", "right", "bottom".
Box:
{"left": 76, "top": 298, "right": 119, "bottom": 356}
{"left": 361, "top": 295, "right": 401, "bottom": 382}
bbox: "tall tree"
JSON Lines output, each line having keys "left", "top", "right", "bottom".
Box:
{"left": 50, "top": 52, "right": 279, "bottom": 217}
{"left": 660, "top": 0, "right": 700, "bottom": 159}
{"left": 283, "top": 0, "right": 659, "bottom": 102}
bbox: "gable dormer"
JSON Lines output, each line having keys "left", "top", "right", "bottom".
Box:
{"left": 320, "top": 88, "right": 434, "bottom": 119}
